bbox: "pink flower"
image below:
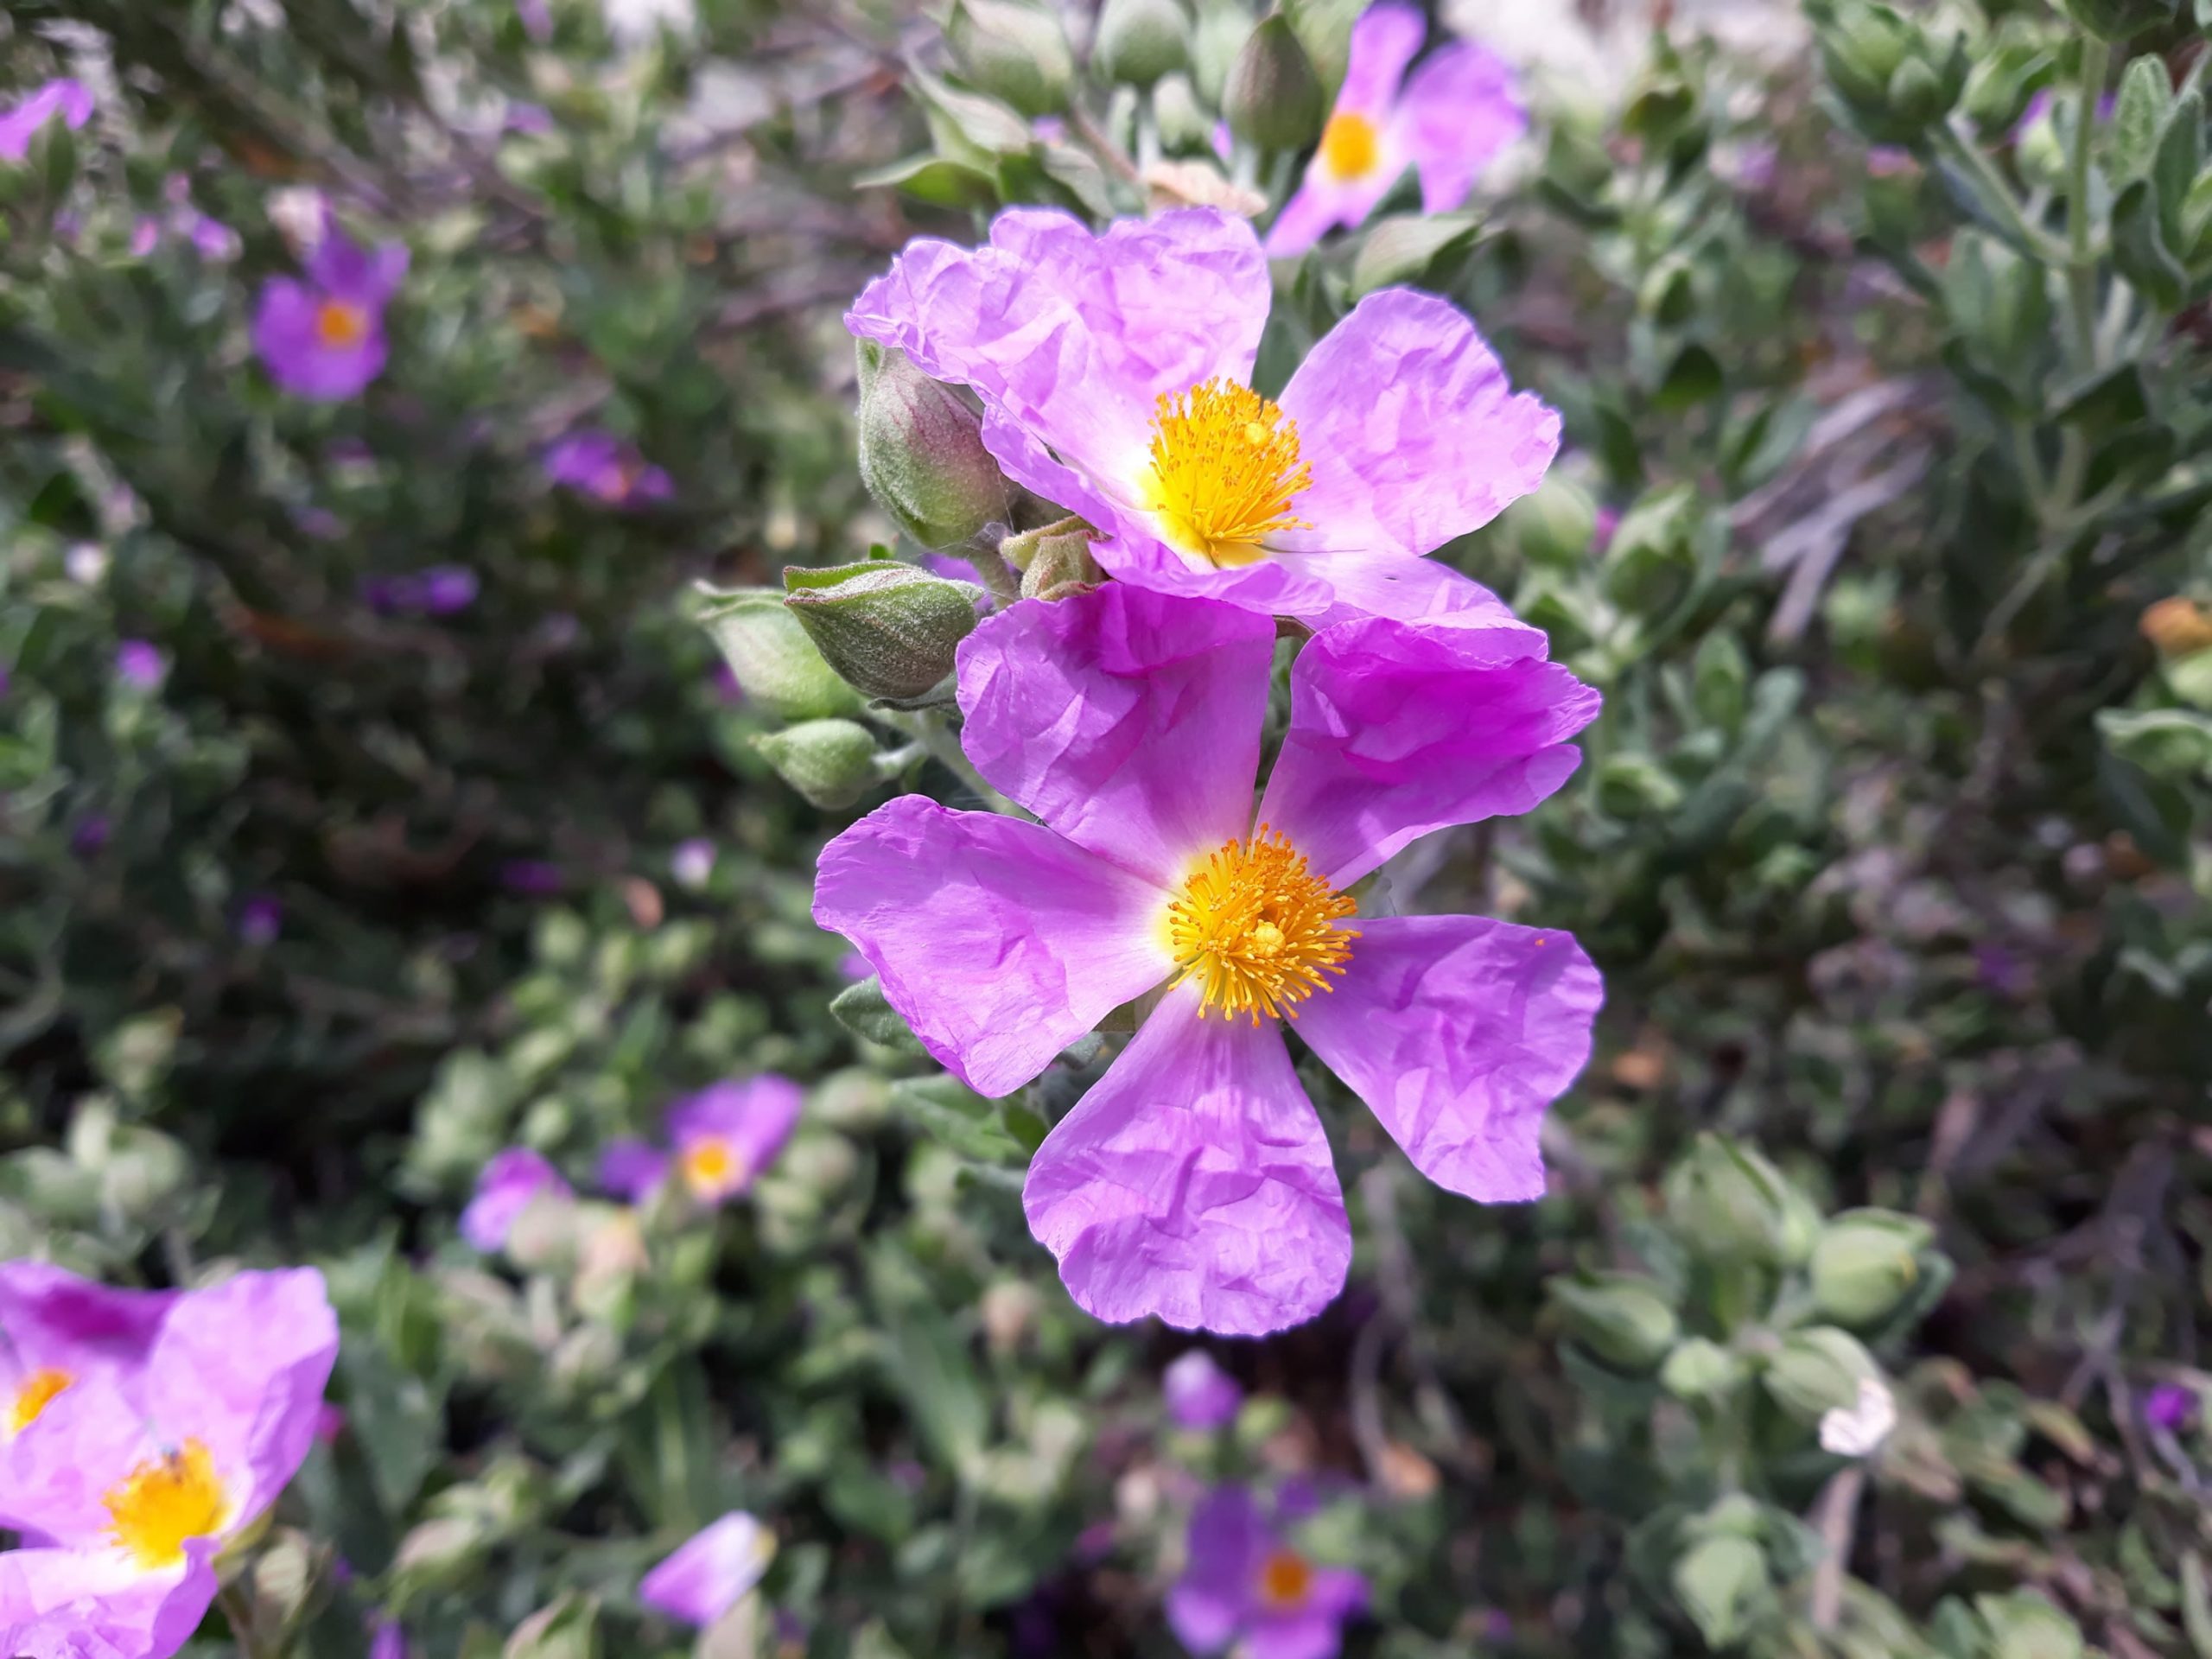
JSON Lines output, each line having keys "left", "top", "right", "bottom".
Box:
{"left": 815, "top": 584, "right": 1601, "bottom": 1334}
{"left": 114, "top": 639, "right": 167, "bottom": 690}
{"left": 595, "top": 1078, "right": 804, "bottom": 1206}
{"left": 252, "top": 212, "right": 408, "bottom": 401}
{"left": 640, "top": 1512, "right": 775, "bottom": 1627}
{"left": 1267, "top": 5, "right": 1523, "bottom": 258}
{"left": 0, "top": 1263, "right": 175, "bottom": 1465}
{"left": 1168, "top": 1486, "right": 1366, "bottom": 1659}
{"left": 846, "top": 207, "right": 1558, "bottom": 630}
{"left": 461, "top": 1148, "right": 573, "bottom": 1251}
{"left": 1164, "top": 1350, "right": 1243, "bottom": 1431}
{"left": 0, "top": 79, "right": 93, "bottom": 162}
{"left": 0, "top": 1268, "right": 338, "bottom": 1659}
{"left": 543, "top": 431, "right": 674, "bottom": 508}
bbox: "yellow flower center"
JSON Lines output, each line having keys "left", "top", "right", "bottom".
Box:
{"left": 104, "top": 1440, "right": 231, "bottom": 1570}
{"left": 315, "top": 299, "right": 368, "bottom": 348}
{"left": 8, "top": 1367, "right": 73, "bottom": 1436}
{"left": 1256, "top": 1547, "right": 1314, "bottom": 1611}
{"left": 1165, "top": 830, "right": 1357, "bottom": 1024}
{"left": 680, "top": 1136, "right": 744, "bottom": 1198}
{"left": 1319, "top": 111, "right": 1381, "bottom": 180}
{"left": 1141, "top": 378, "right": 1313, "bottom": 569}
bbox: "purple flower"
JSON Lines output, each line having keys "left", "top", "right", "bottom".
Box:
{"left": 0, "top": 1268, "right": 338, "bottom": 1659}
{"left": 498, "top": 859, "right": 566, "bottom": 895}
{"left": 70, "top": 813, "right": 111, "bottom": 860}
{"left": 640, "top": 1512, "right": 775, "bottom": 1628}
{"left": 1866, "top": 145, "right": 1916, "bottom": 177}
{"left": 507, "top": 102, "right": 556, "bottom": 135}
{"left": 2146, "top": 1383, "right": 2196, "bottom": 1433}
{"left": 0, "top": 1262, "right": 177, "bottom": 1454}
{"left": 114, "top": 639, "right": 168, "bottom": 690}
{"left": 362, "top": 564, "right": 480, "bottom": 617}
{"left": 1165, "top": 1350, "right": 1243, "bottom": 1431}
{"left": 130, "top": 217, "right": 162, "bottom": 257}
{"left": 847, "top": 207, "right": 1558, "bottom": 628}
{"left": 517, "top": 0, "right": 555, "bottom": 41}
{"left": 670, "top": 1078, "right": 803, "bottom": 1203}
{"left": 0, "top": 79, "right": 93, "bottom": 162}
{"left": 671, "top": 838, "right": 717, "bottom": 891}
{"left": 236, "top": 894, "right": 283, "bottom": 946}
{"left": 252, "top": 212, "right": 408, "bottom": 401}
{"left": 595, "top": 1137, "right": 672, "bottom": 1204}
{"left": 461, "top": 1148, "right": 573, "bottom": 1252}
{"left": 368, "top": 1616, "right": 410, "bottom": 1659}
{"left": 1211, "top": 120, "right": 1233, "bottom": 163}
{"left": 1266, "top": 6, "right": 1523, "bottom": 258}
{"left": 815, "top": 583, "right": 1600, "bottom": 1334}
{"left": 543, "top": 431, "right": 674, "bottom": 508}
{"left": 1167, "top": 1486, "right": 1366, "bottom": 1659}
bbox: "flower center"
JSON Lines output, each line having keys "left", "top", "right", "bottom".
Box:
{"left": 105, "top": 1440, "right": 231, "bottom": 1570}
{"left": 1141, "top": 378, "right": 1312, "bottom": 569}
{"left": 680, "top": 1136, "right": 744, "bottom": 1198}
{"left": 1166, "top": 830, "right": 1357, "bottom": 1024}
{"left": 8, "top": 1367, "right": 72, "bottom": 1436}
{"left": 315, "top": 299, "right": 368, "bottom": 348}
{"left": 1319, "top": 111, "right": 1381, "bottom": 179}
{"left": 1256, "top": 1547, "right": 1313, "bottom": 1611}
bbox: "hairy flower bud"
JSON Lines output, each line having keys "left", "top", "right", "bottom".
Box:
{"left": 1191, "top": 0, "right": 1249, "bottom": 104}
{"left": 1094, "top": 0, "right": 1192, "bottom": 88}
{"left": 1808, "top": 0, "right": 1965, "bottom": 143}
{"left": 1224, "top": 14, "right": 1325, "bottom": 151}
{"left": 753, "top": 718, "right": 881, "bottom": 810}
{"left": 1660, "top": 1337, "right": 1745, "bottom": 1403}
{"left": 783, "top": 561, "right": 982, "bottom": 700}
{"left": 1763, "top": 1325, "right": 1878, "bottom": 1424}
{"left": 1503, "top": 471, "right": 1598, "bottom": 569}
{"left": 947, "top": 0, "right": 1076, "bottom": 116}
{"left": 1002, "top": 517, "right": 1105, "bottom": 600}
{"left": 1548, "top": 1271, "right": 1679, "bottom": 1373}
{"left": 1671, "top": 1534, "right": 1768, "bottom": 1649}
{"left": 698, "top": 589, "right": 861, "bottom": 721}
{"left": 1809, "top": 1208, "right": 1933, "bottom": 1327}
{"left": 855, "top": 340, "right": 1010, "bottom": 550}
{"left": 1662, "top": 1133, "right": 1820, "bottom": 1269}
{"left": 1153, "top": 72, "right": 1214, "bottom": 153}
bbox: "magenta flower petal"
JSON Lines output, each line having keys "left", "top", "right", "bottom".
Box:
{"left": 306, "top": 218, "right": 410, "bottom": 304}
{"left": 1167, "top": 1485, "right": 1269, "bottom": 1652}
{"left": 814, "top": 796, "right": 1174, "bottom": 1097}
{"left": 596, "top": 1137, "right": 671, "bottom": 1202}
{"left": 665, "top": 1077, "right": 804, "bottom": 1201}
{"left": 640, "top": 1512, "right": 773, "bottom": 1627}
{"left": 1398, "top": 41, "right": 1526, "bottom": 213}
{"left": 1263, "top": 175, "right": 1393, "bottom": 260}
{"left": 1337, "top": 3, "right": 1427, "bottom": 118}
{"left": 0, "top": 79, "right": 94, "bottom": 162}
{"left": 461, "top": 1147, "right": 572, "bottom": 1251}
{"left": 1276, "top": 289, "right": 1560, "bottom": 564}
{"left": 1260, "top": 614, "right": 1599, "bottom": 888}
{"left": 1298, "top": 915, "right": 1601, "bottom": 1203}
{"left": 1298, "top": 554, "right": 1531, "bottom": 631}
{"left": 252, "top": 276, "right": 388, "bottom": 401}
{"left": 1022, "top": 986, "right": 1350, "bottom": 1336}
{"left": 956, "top": 585, "right": 1274, "bottom": 887}
{"left": 0, "top": 1538, "right": 220, "bottom": 1659}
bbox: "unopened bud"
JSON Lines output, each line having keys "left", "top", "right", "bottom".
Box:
{"left": 783, "top": 562, "right": 982, "bottom": 701}
{"left": 1809, "top": 1208, "right": 1933, "bottom": 1327}
{"left": 1224, "top": 13, "right": 1325, "bottom": 152}
{"left": 1190, "top": 0, "right": 1251, "bottom": 104}
{"left": 1660, "top": 1337, "right": 1745, "bottom": 1403}
{"left": 698, "top": 589, "right": 861, "bottom": 721}
{"left": 1001, "top": 517, "right": 1104, "bottom": 600}
{"left": 1152, "top": 72, "right": 1213, "bottom": 153}
{"left": 392, "top": 1516, "right": 492, "bottom": 1591}
{"left": 856, "top": 340, "right": 1009, "bottom": 550}
{"left": 1094, "top": 0, "right": 1192, "bottom": 88}
{"left": 1672, "top": 1533, "right": 1768, "bottom": 1649}
{"left": 1593, "top": 753, "right": 1686, "bottom": 821}
{"left": 1503, "top": 470, "right": 1598, "bottom": 569}
{"left": 946, "top": 0, "right": 1076, "bottom": 116}
{"left": 1763, "top": 1325, "right": 1878, "bottom": 1424}
{"left": 753, "top": 718, "right": 881, "bottom": 810}
{"left": 1548, "top": 1271, "right": 1679, "bottom": 1373}
{"left": 504, "top": 1595, "right": 601, "bottom": 1659}
{"left": 1662, "top": 1134, "right": 1820, "bottom": 1269}
{"left": 1809, "top": 0, "right": 1964, "bottom": 143}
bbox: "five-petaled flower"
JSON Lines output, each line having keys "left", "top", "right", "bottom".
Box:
{"left": 544, "top": 430, "right": 675, "bottom": 509}
{"left": 595, "top": 1077, "right": 804, "bottom": 1207}
{"left": 252, "top": 210, "right": 408, "bottom": 401}
{"left": 845, "top": 207, "right": 1557, "bottom": 630}
{"left": 815, "top": 582, "right": 1601, "bottom": 1335}
{"left": 0, "top": 1266, "right": 338, "bottom": 1659}
{"left": 1168, "top": 1485, "right": 1366, "bottom": 1659}
{"left": 1267, "top": 3, "right": 1524, "bottom": 259}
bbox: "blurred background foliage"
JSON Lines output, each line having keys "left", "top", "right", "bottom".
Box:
{"left": 1, "top": 0, "right": 2209, "bottom": 1656}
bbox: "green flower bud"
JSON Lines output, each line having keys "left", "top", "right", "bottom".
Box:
{"left": 1190, "top": 0, "right": 1251, "bottom": 104}
{"left": 1810, "top": 0, "right": 1966, "bottom": 143}
{"left": 1601, "top": 485, "right": 1701, "bottom": 617}
{"left": 783, "top": 562, "right": 982, "bottom": 701}
{"left": 1809, "top": 1208, "right": 1935, "bottom": 1327}
{"left": 1593, "top": 753, "right": 1687, "bottom": 820}
{"left": 1002, "top": 517, "right": 1105, "bottom": 600}
{"left": 1094, "top": 0, "right": 1192, "bottom": 88}
{"left": 1503, "top": 471, "right": 1598, "bottom": 569}
{"left": 1690, "top": 632, "right": 1749, "bottom": 731}
{"left": 1763, "top": 1325, "right": 1878, "bottom": 1424}
{"left": 1662, "top": 1133, "right": 1821, "bottom": 1269}
{"left": 2058, "top": 0, "right": 2177, "bottom": 39}
{"left": 1548, "top": 1271, "right": 1680, "bottom": 1373}
{"left": 753, "top": 718, "right": 881, "bottom": 810}
{"left": 698, "top": 589, "right": 862, "bottom": 721}
{"left": 1660, "top": 1336, "right": 1746, "bottom": 1402}
{"left": 505, "top": 1594, "right": 601, "bottom": 1659}
{"left": 1153, "top": 72, "right": 1214, "bottom": 153}
{"left": 946, "top": 0, "right": 1077, "bottom": 116}
{"left": 855, "top": 340, "right": 1010, "bottom": 550}
{"left": 391, "top": 1515, "right": 493, "bottom": 1592}
{"left": 1224, "top": 13, "right": 1325, "bottom": 151}
{"left": 1672, "top": 1534, "right": 1769, "bottom": 1649}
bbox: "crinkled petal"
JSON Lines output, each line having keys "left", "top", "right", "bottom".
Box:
{"left": 1299, "top": 915, "right": 1601, "bottom": 1203}
{"left": 1336, "top": 3, "right": 1426, "bottom": 118}
{"left": 1396, "top": 41, "right": 1526, "bottom": 213}
{"left": 1296, "top": 553, "right": 1535, "bottom": 632}
{"left": 1, "top": 1376, "right": 145, "bottom": 1541}
{"left": 813, "top": 797, "right": 1173, "bottom": 1098}
{"left": 0, "top": 1541, "right": 218, "bottom": 1659}
{"left": 1260, "top": 615, "right": 1599, "bottom": 887}
{"left": 1086, "top": 524, "right": 1342, "bottom": 621}
{"left": 955, "top": 585, "right": 1273, "bottom": 886}
{"left": 1022, "top": 985, "right": 1349, "bottom": 1336}
{"left": 1276, "top": 289, "right": 1559, "bottom": 562}
{"left": 1166, "top": 1485, "right": 1263, "bottom": 1652}
{"left": 640, "top": 1511, "right": 774, "bottom": 1628}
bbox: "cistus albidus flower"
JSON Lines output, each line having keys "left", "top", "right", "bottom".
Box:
{"left": 1266, "top": 3, "right": 1525, "bottom": 258}
{"left": 1168, "top": 1486, "right": 1366, "bottom": 1659}
{"left": 252, "top": 211, "right": 408, "bottom": 400}
{"left": 815, "top": 583, "right": 1601, "bottom": 1334}
{"left": 595, "top": 1077, "right": 804, "bottom": 1206}
{"left": 845, "top": 207, "right": 1558, "bottom": 630}
{"left": 461, "top": 1147, "right": 574, "bottom": 1251}
{"left": 543, "top": 431, "right": 674, "bottom": 508}
{"left": 0, "top": 79, "right": 93, "bottom": 162}
{"left": 640, "top": 1511, "right": 776, "bottom": 1627}
{"left": 0, "top": 1268, "right": 338, "bottom": 1659}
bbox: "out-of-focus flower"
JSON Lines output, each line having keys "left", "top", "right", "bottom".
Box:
{"left": 314, "top": 1402, "right": 346, "bottom": 1445}
{"left": 671, "top": 838, "right": 716, "bottom": 891}
{"left": 816, "top": 583, "right": 1599, "bottom": 1334}
{"left": 2145, "top": 1382, "right": 2197, "bottom": 1433}
{"left": 253, "top": 212, "right": 408, "bottom": 401}
{"left": 461, "top": 1148, "right": 574, "bottom": 1252}
{"left": 1164, "top": 1350, "right": 1243, "bottom": 1431}
{"left": 2142, "top": 596, "right": 2212, "bottom": 658}
{"left": 848, "top": 207, "right": 1557, "bottom": 628}
{"left": 640, "top": 1512, "right": 775, "bottom": 1628}
{"left": 66, "top": 543, "right": 110, "bottom": 585}
{"left": 1265, "top": 6, "right": 1522, "bottom": 258}
{"left": 368, "top": 1615, "right": 410, "bottom": 1659}
{"left": 71, "top": 814, "right": 112, "bottom": 860}
{"left": 130, "top": 217, "right": 162, "bottom": 257}
{"left": 114, "top": 640, "right": 168, "bottom": 690}
{"left": 0, "top": 1268, "right": 338, "bottom": 1659}
{"left": 594, "top": 1138, "right": 671, "bottom": 1204}
{"left": 237, "top": 895, "right": 283, "bottom": 946}
{"left": 597, "top": 1078, "right": 804, "bottom": 1208}
{"left": 544, "top": 431, "right": 675, "bottom": 508}
{"left": 507, "top": 102, "right": 556, "bottom": 135}
{"left": 1167, "top": 1486, "right": 1366, "bottom": 1658}
{"left": 498, "top": 859, "right": 566, "bottom": 895}
{"left": 362, "top": 564, "right": 480, "bottom": 617}
{"left": 1817, "top": 1375, "right": 1897, "bottom": 1457}
{"left": 0, "top": 79, "right": 93, "bottom": 162}
{"left": 517, "top": 0, "right": 554, "bottom": 41}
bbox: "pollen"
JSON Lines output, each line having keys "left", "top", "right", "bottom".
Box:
{"left": 314, "top": 299, "right": 368, "bottom": 348}
{"left": 680, "top": 1136, "right": 743, "bottom": 1198}
{"left": 1319, "top": 111, "right": 1381, "bottom": 180}
{"left": 105, "top": 1440, "right": 230, "bottom": 1570}
{"left": 1256, "top": 1547, "right": 1314, "bottom": 1610}
{"left": 1165, "top": 830, "right": 1357, "bottom": 1025}
{"left": 7, "top": 1367, "right": 72, "bottom": 1436}
{"left": 1141, "top": 378, "right": 1313, "bottom": 569}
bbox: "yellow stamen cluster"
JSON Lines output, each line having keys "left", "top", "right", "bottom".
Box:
{"left": 1257, "top": 1547, "right": 1315, "bottom": 1610}
{"left": 105, "top": 1440, "right": 229, "bottom": 1569}
{"left": 680, "top": 1136, "right": 743, "bottom": 1198}
{"left": 314, "top": 299, "right": 368, "bottom": 348}
{"left": 1319, "top": 111, "right": 1381, "bottom": 180}
{"left": 1166, "top": 830, "right": 1357, "bottom": 1024}
{"left": 1141, "top": 378, "right": 1313, "bottom": 568}
{"left": 8, "top": 1367, "right": 72, "bottom": 1436}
